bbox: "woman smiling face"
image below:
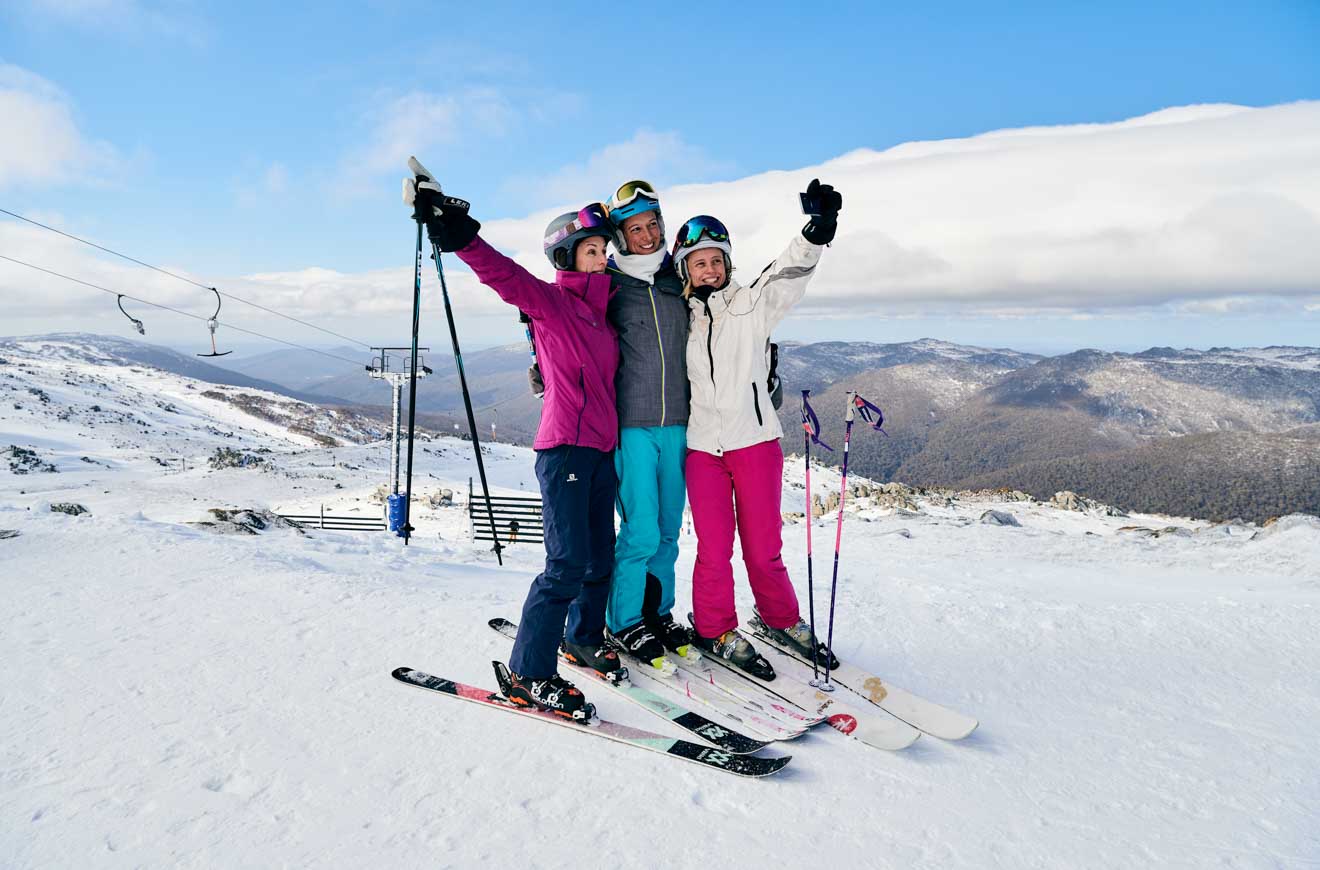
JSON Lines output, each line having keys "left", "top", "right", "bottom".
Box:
{"left": 686, "top": 248, "right": 727, "bottom": 288}
{"left": 620, "top": 212, "right": 663, "bottom": 255}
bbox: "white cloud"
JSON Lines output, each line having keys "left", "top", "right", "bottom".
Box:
{"left": 480, "top": 101, "right": 1320, "bottom": 315}
{"left": 234, "top": 161, "right": 290, "bottom": 207}
{"left": 14, "top": 0, "right": 206, "bottom": 43}
{"left": 337, "top": 88, "right": 517, "bottom": 196}
{"left": 9, "top": 102, "right": 1320, "bottom": 347}
{"left": 500, "top": 129, "right": 734, "bottom": 210}
{"left": 0, "top": 214, "right": 516, "bottom": 344}
{"left": 0, "top": 64, "right": 119, "bottom": 189}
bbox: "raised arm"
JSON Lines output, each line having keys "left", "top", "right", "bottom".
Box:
{"left": 752, "top": 179, "right": 842, "bottom": 330}
{"left": 455, "top": 237, "right": 559, "bottom": 320}
{"left": 404, "top": 159, "right": 558, "bottom": 319}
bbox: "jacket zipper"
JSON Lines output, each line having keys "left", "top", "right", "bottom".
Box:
{"left": 647, "top": 286, "right": 666, "bottom": 426}
{"left": 752, "top": 382, "right": 763, "bottom": 427}
{"left": 701, "top": 298, "right": 723, "bottom": 453}
{"left": 575, "top": 367, "right": 586, "bottom": 446}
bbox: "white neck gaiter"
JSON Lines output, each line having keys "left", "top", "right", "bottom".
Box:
{"left": 613, "top": 248, "right": 666, "bottom": 284}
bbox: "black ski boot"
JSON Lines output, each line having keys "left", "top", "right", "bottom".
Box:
{"left": 751, "top": 613, "right": 840, "bottom": 670}
{"left": 494, "top": 661, "right": 593, "bottom": 722}
{"left": 608, "top": 620, "right": 671, "bottom": 673}
{"left": 561, "top": 639, "right": 628, "bottom": 684}
{"left": 647, "top": 611, "right": 695, "bottom": 658}
{"left": 687, "top": 617, "right": 775, "bottom": 681}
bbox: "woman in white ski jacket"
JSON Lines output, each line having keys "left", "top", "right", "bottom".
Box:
{"left": 676, "top": 179, "right": 845, "bottom": 678}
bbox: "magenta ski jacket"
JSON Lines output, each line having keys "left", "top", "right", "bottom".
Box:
{"left": 456, "top": 236, "right": 619, "bottom": 453}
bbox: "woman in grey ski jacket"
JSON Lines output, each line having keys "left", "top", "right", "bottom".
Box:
{"left": 601, "top": 180, "right": 694, "bottom": 671}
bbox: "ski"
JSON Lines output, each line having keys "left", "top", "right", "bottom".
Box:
{"left": 670, "top": 659, "right": 823, "bottom": 732}
{"left": 487, "top": 618, "right": 770, "bottom": 754}
{"left": 682, "top": 631, "right": 922, "bottom": 751}
{"left": 391, "top": 666, "right": 791, "bottom": 778}
{"left": 628, "top": 652, "right": 809, "bottom": 743}
{"left": 746, "top": 614, "right": 979, "bottom": 740}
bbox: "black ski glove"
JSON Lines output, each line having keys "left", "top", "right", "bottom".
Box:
{"left": 405, "top": 158, "right": 482, "bottom": 252}
{"left": 430, "top": 200, "right": 481, "bottom": 253}
{"left": 800, "top": 178, "right": 842, "bottom": 246}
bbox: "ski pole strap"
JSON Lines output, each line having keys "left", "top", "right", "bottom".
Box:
{"left": 800, "top": 390, "right": 833, "bottom": 451}
{"left": 853, "top": 393, "right": 886, "bottom": 434}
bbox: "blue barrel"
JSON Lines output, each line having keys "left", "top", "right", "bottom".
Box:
{"left": 387, "top": 493, "right": 407, "bottom": 535}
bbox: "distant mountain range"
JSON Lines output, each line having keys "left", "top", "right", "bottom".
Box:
{"left": 7, "top": 333, "right": 1318, "bottom": 522}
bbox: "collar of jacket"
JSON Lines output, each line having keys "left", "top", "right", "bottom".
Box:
{"left": 606, "top": 255, "right": 683, "bottom": 295}
{"left": 689, "top": 278, "right": 743, "bottom": 316}
{"left": 556, "top": 269, "right": 612, "bottom": 308}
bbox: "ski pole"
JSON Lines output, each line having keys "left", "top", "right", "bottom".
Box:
{"left": 425, "top": 238, "right": 504, "bottom": 566}
{"left": 804, "top": 393, "right": 817, "bottom": 685}
{"left": 400, "top": 221, "right": 425, "bottom": 546}
{"left": 403, "top": 159, "right": 504, "bottom": 565}
{"left": 822, "top": 392, "right": 884, "bottom": 688}
{"left": 822, "top": 392, "right": 857, "bottom": 690}
{"left": 801, "top": 390, "right": 832, "bottom": 689}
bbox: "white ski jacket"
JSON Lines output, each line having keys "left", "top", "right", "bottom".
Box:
{"left": 685, "top": 233, "right": 822, "bottom": 456}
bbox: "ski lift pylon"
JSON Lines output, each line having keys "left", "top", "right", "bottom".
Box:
{"left": 116, "top": 294, "right": 145, "bottom": 335}
{"left": 197, "top": 287, "right": 232, "bottom": 357}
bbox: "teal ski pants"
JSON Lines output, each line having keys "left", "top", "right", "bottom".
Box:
{"left": 607, "top": 425, "right": 687, "bottom": 633}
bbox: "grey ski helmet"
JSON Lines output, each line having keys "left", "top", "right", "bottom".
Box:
{"left": 543, "top": 203, "right": 613, "bottom": 270}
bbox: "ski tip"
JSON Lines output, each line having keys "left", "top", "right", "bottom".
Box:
{"left": 488, "top": 617, "right": 513, "bottom": 630}
{"left": 944, "top": 720, "right": 980, "bottom": 740}
{"left": 391, "top": 666, "right": 415, "bottom": 679}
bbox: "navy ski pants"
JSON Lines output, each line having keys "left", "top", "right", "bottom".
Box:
{"left": 508, "top": 445, "right": 617, "bottom": 678}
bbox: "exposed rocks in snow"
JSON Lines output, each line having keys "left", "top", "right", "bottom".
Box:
{"left": 189, "top": 508, "right": 306, "bottom": 536}
{"left": 5, "top": 445, "right": 58, "bottom": 474}
{"left": 50, "top": 503, "right": 89, "bottom": 516}
{"left": 1118, "top": 525, "right": 1193, "bottom": 539}
{"left": 1051, "top": 490, "right": 1127, "bottom": 517}
{"left": 1251, "top": 513, "right": 1320, "bottom": 540}
{"left": 207, "top": 447, "right": 270, "bottom": 470}
{"left": 980, "top": 509, "right": 1021, "bottom": 527}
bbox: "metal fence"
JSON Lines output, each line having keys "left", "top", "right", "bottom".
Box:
{"left": 278, "top": 504, "right": 386, "bottom": 532}
{"left": 468, "top": 477, "right": 544, "bottom": 545}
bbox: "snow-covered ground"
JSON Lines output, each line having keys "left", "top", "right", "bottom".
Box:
{"left": 3, "top": 348, "right": 1319, "bottom": 869}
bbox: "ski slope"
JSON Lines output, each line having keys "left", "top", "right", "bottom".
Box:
{"left": 2, "top": 345, "right": 1318, "bottom": 868}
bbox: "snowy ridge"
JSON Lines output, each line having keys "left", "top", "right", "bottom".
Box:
{"left": 2, "top": 341, "right": 1319, "bottom": 867}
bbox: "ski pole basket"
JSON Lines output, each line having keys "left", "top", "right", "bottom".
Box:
{"left": 468, "top": 477, "right": 544, "bottom": 546}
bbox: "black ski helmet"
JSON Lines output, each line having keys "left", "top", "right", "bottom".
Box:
{"left": 543, "top": 203, "right": 612, "bottom": 270}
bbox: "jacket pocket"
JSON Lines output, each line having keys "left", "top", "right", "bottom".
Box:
{"left": 752, "top": 382, "right": 763, "bottom": 427}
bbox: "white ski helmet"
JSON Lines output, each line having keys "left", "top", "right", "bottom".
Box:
{"left": 671, "top": 215, "right": 732, "bottom": 287}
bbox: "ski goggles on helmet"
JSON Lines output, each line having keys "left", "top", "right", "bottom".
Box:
{"left": 673, "top": 215, "right": 731, "bottom": 249}
{"left": 607, "top": 179, "right": 662, "bottom": 225}
{"left": 611, "top": 179, "right": 657, "bottom": 209}
{"left": 542, "top": 202, "right": 611, "bottom": 249}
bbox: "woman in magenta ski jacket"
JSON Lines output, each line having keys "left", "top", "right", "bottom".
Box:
{"left": 408, "top": 165, "right": 622, "bottom": 720}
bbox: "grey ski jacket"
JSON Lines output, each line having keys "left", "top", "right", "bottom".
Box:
{"left": 606, "top": 256, "right": 691, "bottom": 429}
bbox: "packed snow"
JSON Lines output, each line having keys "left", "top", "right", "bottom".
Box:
{"left": 2, "top": 347, "right": 1318, "bottom": 869}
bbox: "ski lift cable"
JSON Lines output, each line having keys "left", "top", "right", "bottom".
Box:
{"left": 0, "top": 253, "right": 368, "bottom": 369}
{"left": 0, "top": 207, "right": 375, "bottom": 352}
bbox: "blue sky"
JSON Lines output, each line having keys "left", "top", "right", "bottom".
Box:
{"left": 2, "top": 1, "right": 1319, "bottom": 357}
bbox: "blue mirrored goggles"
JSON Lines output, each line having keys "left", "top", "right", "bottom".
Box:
{"left": 674, "top": 215, "right": 730, "bottom": 249}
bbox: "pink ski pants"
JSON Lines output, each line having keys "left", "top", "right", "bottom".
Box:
{"left": 686, "top": 439, "right": 801, "bottom": 639}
